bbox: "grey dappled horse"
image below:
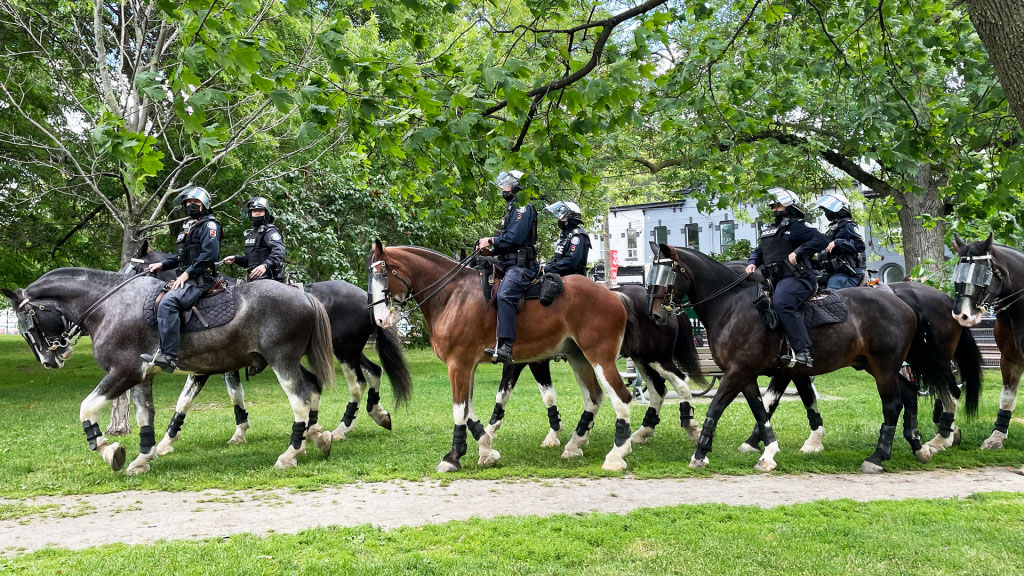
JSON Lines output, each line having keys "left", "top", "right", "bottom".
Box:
{"left": 121, "top": 241, "right": 412, "bottom": 454}
{"left": 4, "top": 268, "right": 335, "bottom": 474}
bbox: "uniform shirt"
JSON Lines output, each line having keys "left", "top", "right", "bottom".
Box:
{"left": 234, "top": 224, "right": 286, "bottom": 279}
{"left": 824, "top": 219, "right": 865, "bottom": 258}
{"left": 546, "top": 226, "right": 591, "bottom": 276}
{"left": 747, "top": 217, "right": 828, "bottom": 267}
{"left": 492, "top": 202, "right": 537, "bottom": 257}
{"left": 161, "top": 214, "right": 221, "bottom": 286}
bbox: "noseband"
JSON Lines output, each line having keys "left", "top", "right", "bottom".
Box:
{"left": 648, "top": 260, "right": 751, "bottom": 316}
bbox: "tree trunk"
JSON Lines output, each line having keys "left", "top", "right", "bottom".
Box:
{"left": 120, "top": 223, "right": 145, "bottom": 265}
{"left": 895, "top": 166, "right": 946, "bottom": 281}
{"left": 968, "top": 0, "right": 1024, "bottom": 131}
{"left": 106, "top": 389, "right": 132, "bottom": 436}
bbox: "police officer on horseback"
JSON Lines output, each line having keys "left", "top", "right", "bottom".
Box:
{"left": 479, "top": 170, "right": 538, "bottom": 365}
{"left": 543, "top": 200, "right": 591, "bottom": 276}
{"left": 222, "top": 196, "right": 286, "bottom": 282}
{"left": 142, "top": 186, "right": 222, "bottom": 372}
{"left": 816, "top": 192, "right": 866, "bottom": 290}
{"left": 745, "top": 188, "right": 828, "bottom": 368}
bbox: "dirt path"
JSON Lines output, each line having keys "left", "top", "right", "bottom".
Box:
{"left": 2, "top": 467, "right": 1021, "bottom": 556}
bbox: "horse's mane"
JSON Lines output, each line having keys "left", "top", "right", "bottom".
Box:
{"left": 674, "top": 247, "right": 746, "bottom": 281}
{"left": 385, "top": 245, "right": 480, "bottom": 279}
{"left": 36, "top": 267, "right": 133, "bottom": 287}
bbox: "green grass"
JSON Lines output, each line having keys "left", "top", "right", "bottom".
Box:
{"left": 5, "top": 492, "right": 1024, "bottom": 575}
{"left": 0, "top": 335, "right": 1021, "bottom": 497}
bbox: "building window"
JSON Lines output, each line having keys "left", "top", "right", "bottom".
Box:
{"left": 627, "top": 229, "right": 638, "bottom": 260}
{"left": 684, "top": 224, "right": 699, "bottom": 251}
{"left": 720, "top": 220, "right": 735, "bottom": 249}
{"left": 654, "top": 226, "right": 668, "bottom": 246}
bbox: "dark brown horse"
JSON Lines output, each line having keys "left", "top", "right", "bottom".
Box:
{"left": 951, "top": 233, "right": 1024, "bottom": 473}
{"left": 369, "top": 241, "right": 633, "bottom": 472}
{"left": 650, "top": 243, "right": 956, "bottom": 473}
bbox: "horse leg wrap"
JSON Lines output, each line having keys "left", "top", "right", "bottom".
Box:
{"left": 341, "top": 401, "right": 359, "bottom": 427}
{"left": 139, "top": 425, "right": 156, "bottom": 454}
{"left": 903, "top": 426, "right": 923, "bottom": 452}
{"left": 642, "top": 407, "right": 660, "bottom": 429}
{"left": 167, "top": 412, "right": 186, "bottom": 439}
{"left": 467, "top": 419, "right": 485, "bottom": 441}
{"left": 489, "top": 403, "right": 505, "bottom": 426}
{"left": 875, "top": 424, "right": 896, "bottom": 461}
{"left": 614, "top": 419, "right": 631, "bottom": 447}
{"left": 290, "top": 421, "right": 306, "bottom": 450}
{"left": 807, "top": 409, "right": 823, "bottom": 431}
{"left": 307, "top": 410, "right": 319, "bottom": 430}
{"left": 452, "top": 424, "right": 468, "bottom": 458}
{"left": 697, "top": 417, "right": 717, "bottom": 455}
{"left": 575, "top": 410, "right": 595, "bottom": 437}
{"left": 233, "top": 405, "right": 248, "bottom": 426}
{"left": 547, "top": 405, "right": 561, "bottom": 431}
{"left": 757, "top": 421, "right": 777, "bottom": 445}
{"left": 83, "top": 420, "right": 102, "bottom": 451}
{"left": 937, "top": 412, "right": 956, "bottom": 439}
{"left": 932, "top": 400, "right": 943, "bottom": 426}
{"left": 679, "top": 402, "right": 694, "bottom": 429}
{"left": 366, "top": 387, "right": 381, "bottom": 412}
{"left": 994, "top": 409, "right": 1013, "bottom": 434}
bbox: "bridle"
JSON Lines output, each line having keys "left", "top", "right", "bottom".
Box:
{"left": 368, "top": 248, "right": 482, "bottom": 315}
{"left": 647, "top": 258, "right": 751, "bottom": 317}
{"left": 953, "top": 252, "right": 1024, "bottom": 315}
{"left": 14, "top": 271, "right": 150, "bottom": 353}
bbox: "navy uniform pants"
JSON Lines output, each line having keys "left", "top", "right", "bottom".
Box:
{"left": 826, "top": 269, "right": 864, "bottom": 290}
{"left": 156, "top": 284, "right": 204, "bottom": 357}
{"left": 773, "top": 276, "right": 815, "bottom": 351}
{"left": 496, "top": 266, "right": 536, "bottom": 341}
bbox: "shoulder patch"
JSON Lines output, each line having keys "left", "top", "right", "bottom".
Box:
{"left": 517, "top": 206, "right": 526, "bottom": 213}
{"left": 209, "top": 227, "right": 217, "bottom": 238}
{"left": 571, "top": 237, "right": 580, "bottom": 245}
{"left": 208, "top": 221, "right": 216, "bottom": 229}
{"left": 272, "top": 232, "right": 281, "bottom": 241}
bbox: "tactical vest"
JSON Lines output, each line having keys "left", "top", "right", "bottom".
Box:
{"left": 243, "top": 225, "right": 284, "bottom": 280}
{"left": 823, "top": 218, "right": 866, "bottom": 271}
{"left": 175, "top": 214, "right": 220, "bottom": 284}
{"left": 759, "top": 219, "right": 793, "bottom": 265}
{"left": 496, "top": 202, "right": 538, "bottom": 268}
{"left": 553, "top": 228, "right": 591, "bottom": 275}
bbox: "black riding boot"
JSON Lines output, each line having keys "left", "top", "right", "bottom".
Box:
{"left": 791, "top": 348, "right": 813, "bottom": 368}
{"left": 484, "top": 339, "right": 515, "bottom": 365}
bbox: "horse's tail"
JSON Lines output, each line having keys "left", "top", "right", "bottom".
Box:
{"left": 673, "top": 312, "right": 707, "bottom": 386}
{"left": 954, "top": 325, "right": 983, "bottom": 419}
{"left": 374, "top": 325, "right": 412, "bottom": 407}
{"left": 904, "top": 303, "right": 956, "bottom": 406}
{"left": 305, "top": 292, "right": 336, "bottom": 390}
{"left": 613, "top": 290, "right": 639, "bottom": 357}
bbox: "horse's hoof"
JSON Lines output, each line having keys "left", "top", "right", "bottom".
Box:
{"left": 737, "top": 442, "right": 759, "bottom": 454}
{"left": 630, "top": 428, "right": 654, "bottom": 445}
{"left": 331, "top": 423, "right": 354, "bottom": 441}
{"left": 155, "top": 437, "right": 175, "bottom": 456}
{"left": 952, "top": 427, "right": 962, "bottom": 447}
{"left": 561, "top": 446, "right": 583, "bottom": 459}
{"left": 799, "top": 441, "right": 824, "bottom": 454}
{"left": 689, "top": 456, "right": 709, "bottom": 469}
{"left": 477, "top": 449, "right": 501, "bottom": 467}
{"left": 274, "top": 456, "right": 298, "bottom": 469}
{"left": 754, "top": 459, "right": 776, "bottom": 473}
{"left": 310, "top": 428, "right": 332, "bottom": 457}
{"left": 1017, "top": 464, "right": 1024, "bottom": 476}
{"left": 226, "top": 432, "right": 247, "bottom": 445}
{"left": 602, "top": 455, "right": 627, "bottom": 471}
{"left": 102, "top": 442, "right": 126, "bottom": 472}
{"left": 125, "top": 455, "right": 152, "bottom": 476}
{"left": 860, "top": 460, "right": 884, "bottom": 474}
{"left": 540, "top": 429, "right": 560, "bottom": 447}
{"left": 436, "top": 460, "right": 460, "bottom": 473}
{"left": 914, "top": 447, "right": 933, "bottom": 464}
{"left": 980, "top": 431, "right": 1006, "bottom": 451}
{"left": 375, "top": 412, "right": 393, "bottom": 431}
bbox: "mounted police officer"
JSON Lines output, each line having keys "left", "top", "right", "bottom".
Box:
{"left": 745, "top": 188, "right": 828, "bottom": 368}
{"left": 222, "top": 196, "right": 286, "bottom": 282}
{"left": 142, "top": 186, "right": 222, "bottom": 372}
{"left": 479, "top": 170, "right": 538, "bottom": 365}
{"left": 543, "top": 200, "right": 591, "bottom": 276}
{"left": 816, "top": 192, "right": 866, "bottom": 290}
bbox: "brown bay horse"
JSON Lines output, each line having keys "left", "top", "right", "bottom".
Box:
{"left": 368, "top": 241, "right": 633, "bottom": 472}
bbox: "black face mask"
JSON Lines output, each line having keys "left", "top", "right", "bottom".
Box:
{"left": 502, "top": 188, "right": 518, "bottom": 202}
{"left": 558, "top": 219, "right": 571, "bottom": 231}
{"left": 251, "top": 215, "right": 265, "bottom": 228}
{"left": 824, "top": 209, "right": 837, "bottom": 222}
{"left": 773, "top": 211, "right": 786, "bottom": 224}
{"left": 186, "top": 204, "right": 204, "bottom": 218}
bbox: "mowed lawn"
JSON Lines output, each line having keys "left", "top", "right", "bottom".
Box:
{"left": 4, "top": 493, "right": 1024, "bottom": 575}
{"left": 0, "top": 335, "right": 1022, "bottom": 496}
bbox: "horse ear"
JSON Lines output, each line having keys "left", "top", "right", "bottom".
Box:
{"left": 658, "top": 243, "right": 676, "bottom": 259}
{"left": 649, "top": 241, "right": 660, "bottom": 257}
{"left": 951, "top": 232, "right": 965, "bottom": 254}
{"left": 459, "top": 248, "right": 467, "bottom": 260}
{"left": 373, "top": 239, "right": 384, "bottom": 257}
{"left": 1, "top": 288, "right": 20, "bottom": 303}
{"left": 982, "top": 232, "right": 994, "bottom": 253}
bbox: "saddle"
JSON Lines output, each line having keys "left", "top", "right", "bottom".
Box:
{"left": 475, "top": 256, "right": 564, "bottom": 308}
{"left": 144, "top": 276, "right": 237, "bottom": 332}
{"left": 754, "top": 286, "right": 849, "bottom": 330}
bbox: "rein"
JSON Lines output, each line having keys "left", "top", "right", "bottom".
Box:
{"left": 371, "top": 248, "right": 482, "bottom": 314}
{"left": 667, "top": 268, "right": 751, "bottom": 315}
{"left": 19, "top": 271, "right": 150, "bottom": 350}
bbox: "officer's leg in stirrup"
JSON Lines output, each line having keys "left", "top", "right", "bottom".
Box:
{"left": 775, "top": 278, "right": 814, "bottom": 368}
{"left": 143, "top": 285, "right": 201, "bottom": 372}
{"left": 486, "top": 267, "right": 530, "bottom": 365}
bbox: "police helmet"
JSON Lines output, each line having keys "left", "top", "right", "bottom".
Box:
{"left": 245, "top": 196, "right": 275, "bottom": 223}
{"left": 495, "top": 170, "right": 525, "bottom": 190}
{"left": 768, "top": 187, "right": 805, "bottom": 216}
{"left": 177, "top": 186, "right": 212, "bottom": 210}
{"left": 545, "top": 200, "right": 582, "bottom": 222}
{"left": 817, "top": 192, "right": 850, "bottom": 213}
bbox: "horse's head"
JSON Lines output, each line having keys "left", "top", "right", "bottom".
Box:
{"left": 646, "top": 242, "right": 692, "bottom": 326}
{"left": 2, "top": 288, "right": 74, "bottom": 369}
{"left": 951, "top": 232, "right": 1001, "bottom": 326}
{"left": 368, "top": 239, "right": 406, "bottom": 328}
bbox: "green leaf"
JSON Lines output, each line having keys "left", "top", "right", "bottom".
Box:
{"left": 270, "top": 90, "right": 295, "bottom": 113}
{"left": 297, "top": 121, "right": 320, "bottom": 145}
